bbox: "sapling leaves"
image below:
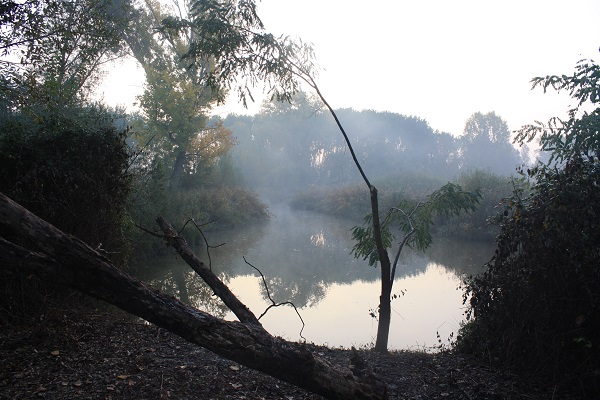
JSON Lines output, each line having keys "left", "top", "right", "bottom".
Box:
{"left": 352, "top": 183, "right": 480, "bottom": 268}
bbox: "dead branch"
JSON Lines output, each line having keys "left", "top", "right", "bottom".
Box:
{"left": 243, "top": 256, "right": 306, "bottom": 341}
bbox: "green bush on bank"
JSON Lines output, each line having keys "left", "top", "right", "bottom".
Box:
{"left": 290, "top": 173, "right": 447, "bottom": 218}
{"left": 0, "top": 106, "right": 132, "bottom": 253}
{"left": 290, "top": 184, "right": 369, "bottom": 217}
{"left": 459, "top": 159, "right": 600, "bottom": 394}
{"left": 435, "top": 169, "right": 514, "bottom": 239}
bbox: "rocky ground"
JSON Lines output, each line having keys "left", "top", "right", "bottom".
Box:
{"left": 0, "top": 309, "right": 577, "bottom": 400}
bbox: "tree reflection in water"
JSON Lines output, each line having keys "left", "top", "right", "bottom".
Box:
{"left": 134, "top": 257, "right": 230, "bottom": 319}
{"left": 134, "top": 206, "right": 494, "bottom": 349}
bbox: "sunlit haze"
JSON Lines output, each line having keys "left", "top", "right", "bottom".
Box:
{"left": 100, "top": 0, "right": 600, "bottom": 136}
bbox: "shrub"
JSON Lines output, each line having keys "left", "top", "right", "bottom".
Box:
{"left": 0, "top": 105, "right": 132, "bottom": 255}
{"left": 459, "top": 160, "right": 600, "bottom": 394}
{"left": 0, "top": 105, "right": 132, "bottom": 321}
{"left": 290, "top": 173, "right": 446, "bottom": 218}
{"left": 290, "top": 184, "right": 369, "bottom": 217}
{"left": 458, "top": 59, "right": 600, "bottom": 396}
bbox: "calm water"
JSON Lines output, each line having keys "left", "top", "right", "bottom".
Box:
{"left": 135, "top": 205, "right": 493, "bottom": 351}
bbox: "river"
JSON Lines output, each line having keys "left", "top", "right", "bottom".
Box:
{"left": 134, "top": 204, "right": 494, "bottom": 351}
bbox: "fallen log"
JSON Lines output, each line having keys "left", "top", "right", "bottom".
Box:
{"left": 0, "top": 192, "right": 388, "bottom": 400}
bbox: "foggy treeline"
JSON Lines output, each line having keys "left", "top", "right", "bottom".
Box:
{"left": 222, "top": 97, "right": 525, "bottom": 199}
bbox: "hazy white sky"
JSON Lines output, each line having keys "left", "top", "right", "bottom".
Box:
{"left": 101, "top": 0, "right": 600, "bottom": 136}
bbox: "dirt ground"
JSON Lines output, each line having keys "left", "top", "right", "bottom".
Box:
{"left": 0, "top": 309, "right": 577, "bottom": 400}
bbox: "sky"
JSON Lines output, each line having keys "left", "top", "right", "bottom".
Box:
{"left": 101, "top": 0, "right": 600, "bottom": 137}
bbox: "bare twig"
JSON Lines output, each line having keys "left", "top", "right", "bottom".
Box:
{"left": 127, "top": 133, "right": 157, "bottom": 170}
{"left": 179, "top": 218, "right": 224, "bottom": 270}
{"left": 243, "top": 256, "right": 306, "bottom": 341}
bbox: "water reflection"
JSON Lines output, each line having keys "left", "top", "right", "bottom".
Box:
{"left": 134, "top": 255, "right": 230, "bottom": 319}
{"left": 310, "top": 231, "right": 326, "bottom": 247}
{"left": 133, "top": 205, "right": 493, "bottom": 350}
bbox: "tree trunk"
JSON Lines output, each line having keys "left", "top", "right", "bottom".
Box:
{"left": 314, "top": 86, "right": 392, "bottom": 353}
{"left": 375, "top": 288, "right": 392, "bottom": 353}
{"left": 0, "top": 192, "right": 388, "bottom": 400}
{"left": 169, "top": 149, "right": 187, "bottom": 189}
{"left": 370, "top": 186, "right": 392, "bottom": 353}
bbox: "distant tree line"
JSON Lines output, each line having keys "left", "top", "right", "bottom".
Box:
{"left": 224, "top": 96, "right": 524, "bottom": 199}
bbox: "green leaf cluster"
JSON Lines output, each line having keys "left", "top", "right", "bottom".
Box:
{"left": 515, "top": 59, "right": 600, "bottom": 165}
{"left": 351, "top": 183, "right": 480, "bottom": 267}
{"left": 162, "top": 0, "right": 318, "bottom": 107}
{"left": 1, "top": 0, "right": 130, "bottom": 109}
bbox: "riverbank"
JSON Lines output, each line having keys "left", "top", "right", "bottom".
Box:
{"left": 0, "top": 307, "right": 576, "bottom": 400}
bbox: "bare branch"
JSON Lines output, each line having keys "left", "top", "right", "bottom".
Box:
{"left": 156, "top": 216, "right": 262, "bottom": 326}
{"left": 243, "top": 256, "right": 306, "bottom": 341}
{"left": 179, "top": 218, "right": 223, "bottom": 270}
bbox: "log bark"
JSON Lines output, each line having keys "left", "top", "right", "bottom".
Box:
{"left": 0, "top": 193, "right": 388, "bottom": 400}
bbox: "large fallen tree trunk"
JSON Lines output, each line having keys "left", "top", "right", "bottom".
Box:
{"left": 0, "top": 193, "right": 388, "bottom": 400}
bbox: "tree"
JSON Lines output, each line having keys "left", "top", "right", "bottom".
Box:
{"left": 352, "top": 183, "right": 480, "bottom": 351}
{"left": 125, "top": 1, "right": 235, "bottom": 189}
{"left": 459, "top": 111, "right": 521, "bottom": 175}
{"left": 0, "top": 0, "right": 131, "bottom": 108}
{"left": 460, "top": 59, "right": 600, "bottom": 395}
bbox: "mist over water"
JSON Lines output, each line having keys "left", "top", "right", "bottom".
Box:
{"left": 140, "top": 202, "right": 494, "bottom": 351}
{"left": 134, "top": 106, "right": 517, "bottom": 349}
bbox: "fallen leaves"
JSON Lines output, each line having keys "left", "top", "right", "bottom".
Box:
{"left": 1, "top": 310, "right": 572, "bottom": 400}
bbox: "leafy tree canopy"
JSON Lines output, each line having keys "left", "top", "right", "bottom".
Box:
{"left": 462, "top": 111, "right": 511, "bottom": 144}
{"left": 125, "top": 0, "right": 236, "bottom": 189}
{"left": 459, "top": 111, "right": 521, "bottom": 174}
{"left": 0, "top": 0, "right": 131, "bottom": 109}
{"left": 159, "top": 0, "right": 318, "bottom": 107}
